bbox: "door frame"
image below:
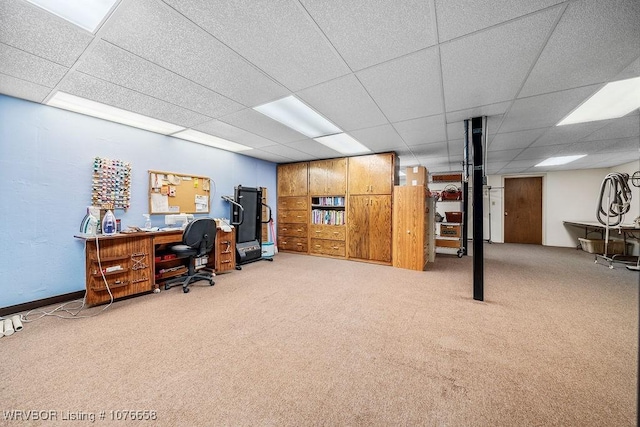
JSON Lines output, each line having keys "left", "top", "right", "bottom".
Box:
{"left": 501, "top": 174, "right": 546, "bottom": 245}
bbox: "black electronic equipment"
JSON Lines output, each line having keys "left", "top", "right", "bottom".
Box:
{"left": 222, "top": 185, "right": 273, "bottom": 269}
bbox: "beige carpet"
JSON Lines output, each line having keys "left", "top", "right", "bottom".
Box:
{"left": 1, "top": 243, "right": 637, "bottom": 426}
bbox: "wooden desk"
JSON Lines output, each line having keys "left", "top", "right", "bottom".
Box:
{"left": 76, "top": 228, "right": 237, "bottom": 306}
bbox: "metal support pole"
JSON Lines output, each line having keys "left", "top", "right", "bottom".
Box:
{"left": 462, "top": 120, "right": 470, "bottom": 256}
{"left": 471, "top": 117, "right": 485, "bottom": 301}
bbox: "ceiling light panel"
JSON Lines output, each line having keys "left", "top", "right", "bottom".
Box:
{"left": 253, "top": 96, "right": 341, "bottom": 138}
{"left": 47, "top": 92, "right": 185, "bottom": 135}
{"left": 172, "top": 129, "right": 252, "bottom": 152}
{"left": 440, "top": 7, "right": 561, "bottom": 112}
{"left": 163, "top": 0, "right": 350, "bottom": 92}
{"left": 557, "top": 77, "right": 640, "bottom": 125}
{"left": 535, "top": 155, "right": 587, "bottom": 167}
{"left": 314, "top": 133, "right": 371, "bottom": 155}
{"left": 25, "top": 0, "right": 118, "bottom": 32}
{"left": 1, "top": 0, "right": 93, "bottom": 67}
{"left": 100, "top": 0, "right": 288, "bottom": 107}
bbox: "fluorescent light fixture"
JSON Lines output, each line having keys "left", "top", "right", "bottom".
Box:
{"left": 314, "top": 133, "right": 371, "bottom": 155}
{"left": 47, "top": 92, "right": 185, "bottom": 135}
{"left": 253, "top": 95, "right": 341, "bottom": 138}
{"left": 172, "top": 129, "right": 252, "bottom": 152}
{"left": 535, "top": 154, "right": 586, "bottom": 167}
{"left": 558, "top": 76, "right": 640, "bottom": 125}
{"left": 26, "top": 0, "right": 118, "bottom": 32}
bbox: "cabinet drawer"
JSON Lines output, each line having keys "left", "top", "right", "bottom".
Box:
{"left": 278, "top": 196, "right": 308, "bottom": 210}
{"left": 279, "top": 210, "right": 307, "bottom": 223}
{"left": 436, "top": 238, "right": 460, "bottom": 248}
{"left": 309, "top": 224, "right": 346, "bottom": 240}
{"left": 278, "top": 223, "right": 307, "bottom": 237}
{"left": 278, "top": 237, "right": 308, "bottom": 252}
{"left": 310, "top": 238, "right": 346, "bottom": 257}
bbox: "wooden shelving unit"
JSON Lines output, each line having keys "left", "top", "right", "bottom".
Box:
{"left": 430, "top": 172, "right": 465, "bottom": 258}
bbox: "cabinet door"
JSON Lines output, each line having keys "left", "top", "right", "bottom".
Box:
{"left": 348, "top": 153, "right": 395, "bottom": 195}
{"left": 368, "top": 195, "right": 392, "bottom": 262}
{"left": 347, "top": 195, "right": 370, "bottom": 259}
{"left": 309, "top": 158, "right": 347, "bottom": 195}
{"left": 277, "top": 163, "right": 308, "bottom": 196}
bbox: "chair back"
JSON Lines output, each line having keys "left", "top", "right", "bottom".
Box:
{"left": 182, "top": 218, "right": 217, "bottom": 257}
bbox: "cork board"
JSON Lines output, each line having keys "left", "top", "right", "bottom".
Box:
{"left": 148, "top": 170, "right": 211, "bottom": 214}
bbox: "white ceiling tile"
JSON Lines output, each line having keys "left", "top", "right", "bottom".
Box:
{"left": 435, "top": 0, "right": 564, "bottom": 42}
{"left": 220, "top": 108, "right": 306, "bottom": 143}
{"left": 486, "top": 149, "right": 522, "bottom": 161}
{"left": 489, "top": 128, "right": 547, "bottom": 151}
{"left": 417, "top": 156, "right": 450, "bottom": 168}
{"left": 59, "top": 72, "right": 211, "bottom": 127}
{"left": 0, "top": 0, "right": 93, "bottom": 67}
{"left": 514, "top": 145, "right": 563, "bottom": 160}
{"left": 408, "top": 142, "right": 449, "bottom": 158}
{"left": 393, "top": 115, "right": 446, "bottom": 146}
{"left": 296, "top": 74, "right": 388, "bottom": 131}
{"left": 101, "top": 0, "right": 289, "bottom": 106}
{"left": 256, "top": 144, "right": 314, "bottom": 162}
{"left": 499, "top": 84, "right": 600, "bottom": 133}
{"left": 580, "top": 115, "right": 640, "bottom": 142}
{"left": 520, "top": 0, "right": 640, "bottom": 97}
{"left": 0, "top": 73, "right": 50, "bottom": 102}
{"left": 530, "top": 121, "right": 609, "bottom": 147}
{"left": 242, "top": 149, "right": 292, "bottom": 163}
{"left": 349, "top": 125, "right": 407, "bottom": 152}
{"left": 0, "top": 43, "right": 68, "bottom": 88}
{"left": 357, "top": 48, "right": 443, "bottom": 122}
{"left": 193, "top": 119, "right": 275, "bottom": 149}
{"left": 77, "top": 41, "right": 243, "bottom": 118}
{"left": 440, "top": 7, "right": 561, "bottom": 112}
{"left": 615, "top": 57, "right": 640, "bottom": 81}
{"left": 571, "top": 137, "right": 640, "bottom": 154}
{"left": 282, "top": 139, "right": 342, "bottom": 159}
{"left": 300, "top": 0, "right": 436, "bottom": 71}
{"left": 505, "top": 159, "right": 543, "bottom": 168}
{"left": 445, "top": 102, "right": 510, "bottom": 124}
{"left": 164, "top": 0, "right": 350, "bottom": 92}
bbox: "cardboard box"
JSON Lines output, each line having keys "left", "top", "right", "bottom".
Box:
{"left": 406, "top": 166, "right": 427, "bottom": 186}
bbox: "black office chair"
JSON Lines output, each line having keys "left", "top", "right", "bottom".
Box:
{"left": 164, "top": 218, "right": 216, "bottom": 293}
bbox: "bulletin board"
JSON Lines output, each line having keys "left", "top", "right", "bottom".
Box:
{"left": 148, "top": 170, "right": 211, "bottom": 214}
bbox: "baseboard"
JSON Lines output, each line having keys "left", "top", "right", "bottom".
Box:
{"left": 0, "top": 291, "right": 85, "bottom": 317}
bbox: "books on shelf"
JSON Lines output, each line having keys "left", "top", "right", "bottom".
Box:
{"left": 312, "top": 196, "right": 345, "bottom": 207}
{"left": 312, "top": 209, "right": 345, "bottom": 225}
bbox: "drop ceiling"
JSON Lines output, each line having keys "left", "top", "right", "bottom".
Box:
{"left": 1, "top": 0, "right": 639, "bottom": 174}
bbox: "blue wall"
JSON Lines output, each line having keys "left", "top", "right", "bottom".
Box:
{"left": 0, "top": 95, "right": 277, "bottom": 308}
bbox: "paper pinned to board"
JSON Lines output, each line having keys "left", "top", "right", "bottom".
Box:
{"left": 151, "top": 193, "right": 169, "bottom": 212}
{"left": 195, "top": 194, "right": 208, "bottom": 211}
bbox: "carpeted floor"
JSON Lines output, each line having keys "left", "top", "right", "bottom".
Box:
{"left": 1, "top": 243, "right": 637, "bottom": 426}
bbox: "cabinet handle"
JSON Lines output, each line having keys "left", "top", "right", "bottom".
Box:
{"left": 221, "top": 260, "right": 231, "bottom": 264}
{"left": 315, "top": 245, "right": 321, "bottom": 248}
{"left": 332, "top": 246, "right": 339, "bottom": 250}
{"left": 315, "top": 230, "right": 321, "bottom": 233}
{"left": 296, "top": 243, "right": 303, "bottom": 246}
{"left": 297, "top": 228, "right": 303, "bottom": 232}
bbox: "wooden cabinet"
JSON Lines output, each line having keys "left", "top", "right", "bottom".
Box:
{"left": 392, "top": 185, "right": 434, "bottom": 271}
{"left": 83, "top": 234, "right": 154, "bottom": 306}
{"left": 348, "top": 195, "right": 392, "bottom": 263}
{"left": 348, "top": 153, "right": 395, "bottom": 195}
{"left": 278, "top": 195, "right": 309, "bottom": 253}
{"left": 215, "top": 228, "right": 236, "bottom": 273}
{"left": 309, "top": 158, "right": 347, "bottom": 195}
{"left": 277, "top": 163, "right": 308, "bottom": 196}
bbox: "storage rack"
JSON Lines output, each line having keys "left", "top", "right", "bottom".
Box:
{"left": 430, "top": 172, "right": 465, "bottom": 258}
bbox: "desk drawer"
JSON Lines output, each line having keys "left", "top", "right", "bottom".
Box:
{"left": 310, "top": 238, "right": 346, "bottom": 257}
{"left": 153, "top": 231, "right": 183, "bottom": 245}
